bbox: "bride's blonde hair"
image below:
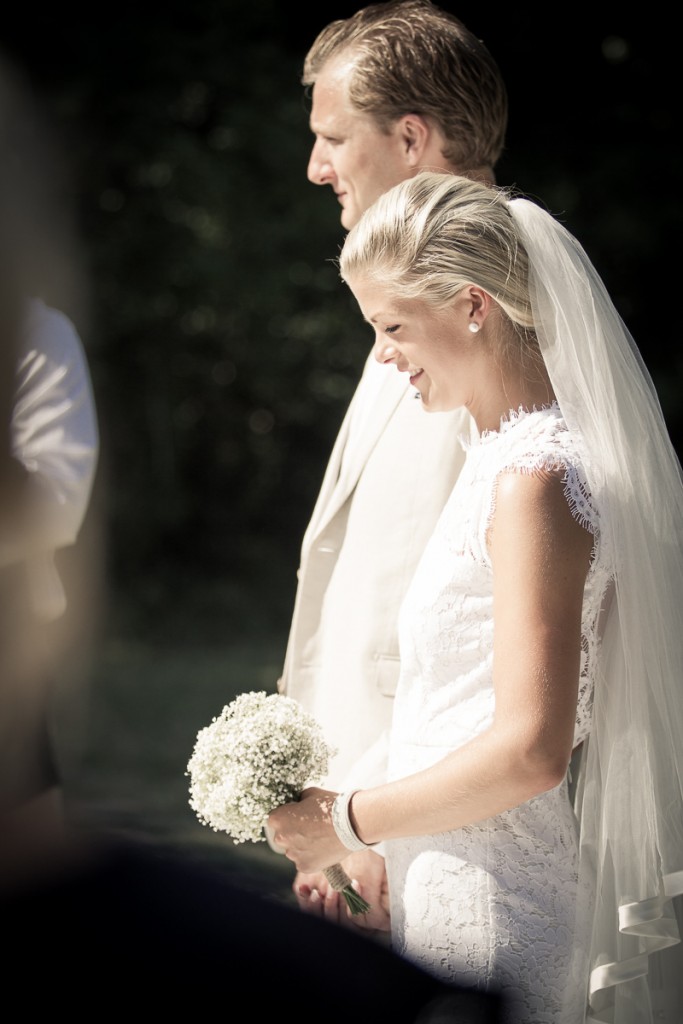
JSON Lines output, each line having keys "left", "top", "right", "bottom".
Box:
{"left": 339, "top": 171, "right": 540, "bottom": 369}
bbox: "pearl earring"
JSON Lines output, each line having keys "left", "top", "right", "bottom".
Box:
{"left": 468, "top": 322, "right": 480, "bottom": 334}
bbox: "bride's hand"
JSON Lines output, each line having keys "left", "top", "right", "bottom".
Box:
{"left": 267, "top": 787, "right": 347, "bottom": 873}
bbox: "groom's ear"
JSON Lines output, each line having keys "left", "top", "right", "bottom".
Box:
{"left": 396, "top": 114, "right": 430, "bottom": 168}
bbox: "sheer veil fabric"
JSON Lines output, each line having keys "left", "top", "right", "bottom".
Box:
{"left": 509, "top": 197, "right": 683, "bottom": 1022}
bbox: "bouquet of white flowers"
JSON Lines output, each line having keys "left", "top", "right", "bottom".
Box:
{"left": 186, "top": 690, "right": 370, "bottom": 915}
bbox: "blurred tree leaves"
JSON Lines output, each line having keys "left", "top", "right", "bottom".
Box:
{"left": 2, "top": 2, "right": 680, "bottom": 643}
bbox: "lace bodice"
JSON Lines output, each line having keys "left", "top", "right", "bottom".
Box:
{"left": 389, "top": 404, "right": 611, "bottom": 777}
{"left": 385, "top": 405, "right": 614, "bottom": 1023}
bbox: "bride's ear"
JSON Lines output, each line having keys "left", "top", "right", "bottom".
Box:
{"left": 463, "top": 286, "right": 493, "bottom": 333}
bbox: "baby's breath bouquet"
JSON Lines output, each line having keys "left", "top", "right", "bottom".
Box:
{"left": 186, "top": 690, "right": 370, "bottom": 915}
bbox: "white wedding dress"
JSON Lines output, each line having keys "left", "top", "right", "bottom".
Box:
{"left": 385, "top": 405, "right": 614, "bottom": 1024}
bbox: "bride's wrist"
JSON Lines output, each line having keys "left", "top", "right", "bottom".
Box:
{"left": 331, "top": 790, "right": 377, "bottom": 851}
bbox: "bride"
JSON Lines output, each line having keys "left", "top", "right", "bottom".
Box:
{"left": 268, "top": 171, "right": 683, "bottom": 1023}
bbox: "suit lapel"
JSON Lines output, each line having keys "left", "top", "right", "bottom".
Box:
{"left": 304, "top": 361, "right": 409, "bottom": 549}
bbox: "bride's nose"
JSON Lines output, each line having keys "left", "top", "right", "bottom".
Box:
{"left": 374, "top": 337, "right": 398, "bottom": 364}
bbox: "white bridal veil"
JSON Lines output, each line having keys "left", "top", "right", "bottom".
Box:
{"left": 509, "top": 197, "right": 683, "bottom": 1022}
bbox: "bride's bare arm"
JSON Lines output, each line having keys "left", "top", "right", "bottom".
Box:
{"left": 269, "top": 469, "right": 594, "bottom": 869}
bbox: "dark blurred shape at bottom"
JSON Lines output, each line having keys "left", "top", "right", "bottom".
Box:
{"left": 0, "top": 831, "right": 503, "bottom": 1023}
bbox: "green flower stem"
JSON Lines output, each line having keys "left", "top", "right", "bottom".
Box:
{"left": 323, "top": 863, "right": 372, "bottom": 916}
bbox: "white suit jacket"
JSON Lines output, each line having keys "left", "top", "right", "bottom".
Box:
{"left": 279, "top": 353, "right": 471, "bottom": 790}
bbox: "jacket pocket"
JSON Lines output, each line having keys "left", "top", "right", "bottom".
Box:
{"left": 375, "top": 654, "right": 400, "bottom": 697}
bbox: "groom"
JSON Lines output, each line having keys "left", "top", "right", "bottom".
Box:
{"left": 278, "top": 0, "right": 508, "bottom": 930}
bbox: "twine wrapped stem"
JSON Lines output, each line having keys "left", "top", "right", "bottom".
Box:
{"left": 324, "top": 863, "right": 371, "bottom": 915}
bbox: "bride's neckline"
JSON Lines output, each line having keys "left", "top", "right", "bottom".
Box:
{"left": 468, "top": 402, "right": 562, "bottom": 446}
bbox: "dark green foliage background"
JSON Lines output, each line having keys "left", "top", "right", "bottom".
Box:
{"left": 2, "top": 1, "right": 680, "bottom": 647}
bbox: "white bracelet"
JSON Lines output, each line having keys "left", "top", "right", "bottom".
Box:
{"left": 331, "top": 790, "right": 374, "bottom": 852}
